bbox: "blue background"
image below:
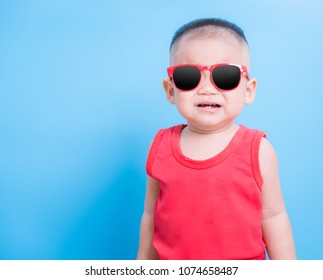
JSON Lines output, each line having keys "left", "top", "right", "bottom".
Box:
{"left": 1, "top": 0, "right": 322, "bottom": 259}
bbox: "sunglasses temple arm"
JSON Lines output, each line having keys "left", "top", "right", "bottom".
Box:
{"left": 242, "top": 66, "right": 250, "bottom": 80}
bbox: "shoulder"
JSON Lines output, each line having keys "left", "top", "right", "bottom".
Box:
{"left": 146, "top": 124, "right": 183, "bottom": 176}
{"left": 248, "top": 129, "right": 279, "bottom": 190}
{"left": 259, "top": 137, "right": 278, "bottom": 165}
{"left": 245, "top": 127, "right": 267, "bottom": 188}
{"left": 259, "top": 137, "right": 279, "bottom": 181}
{"left": 150, "top": 124, "right": 184, "bottom": 144}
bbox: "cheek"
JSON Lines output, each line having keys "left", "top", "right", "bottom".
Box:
{"left": 224, "top": 93, "right": 245, "bottom": 110}
{"left": 174, "top": 93, "right": 194, "bottom": 114}
{"left": 174, "top": 92, "right": 192, "bottom": 104}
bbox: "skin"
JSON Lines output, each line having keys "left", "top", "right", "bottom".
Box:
{"left": 137, "top": 30, "right": 296, "bottom": 260}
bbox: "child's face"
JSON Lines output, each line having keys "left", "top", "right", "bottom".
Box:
{"left": 163, "top": 35, "right": 256, "bottom": 133}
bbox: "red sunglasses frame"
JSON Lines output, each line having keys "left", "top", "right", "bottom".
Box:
{"left": 167, "top": 63, "right": 250, "bottom": 92}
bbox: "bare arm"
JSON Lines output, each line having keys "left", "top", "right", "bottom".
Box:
{"left": 260, "top": 138, "right": 296, "bottom": 259}
{"left": 137, "top": 175, "right": 160, "bottom": 259}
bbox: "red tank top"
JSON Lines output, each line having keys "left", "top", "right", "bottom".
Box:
{"left": 146, "top": 124, "right": 266, "bottom": 260}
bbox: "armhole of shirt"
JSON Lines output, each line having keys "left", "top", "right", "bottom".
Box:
{"left": 146, "top": 129, "right": 166, "bottom": 177}
{"left": 251, "top": 130, "right": 267, "bottom": 190}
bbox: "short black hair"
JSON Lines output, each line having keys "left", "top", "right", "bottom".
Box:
{"left": 170, "top": 18, "right": 248, "bottom": 51}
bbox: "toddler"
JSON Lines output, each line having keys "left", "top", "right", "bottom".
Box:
{"left": 137, "top": 18, "right": 296, "bottom": 260}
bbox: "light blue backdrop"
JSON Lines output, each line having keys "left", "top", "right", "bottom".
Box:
{"left": 1, "top": 0, "right": 322, "bottom": 259}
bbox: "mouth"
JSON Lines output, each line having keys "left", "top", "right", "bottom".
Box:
{"left": 197, "top": 103, "right": 222, "bottom": 108}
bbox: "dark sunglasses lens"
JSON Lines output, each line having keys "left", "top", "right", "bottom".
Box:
{"left": 212, "top": 65, "right": 241, "bottom": 90}
{"left": 173, "top": 66, "right": 200, "bottom": 90}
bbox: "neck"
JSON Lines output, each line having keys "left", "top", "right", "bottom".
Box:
{"left": 186, "top": 122, "right": 238, "bottom": 136}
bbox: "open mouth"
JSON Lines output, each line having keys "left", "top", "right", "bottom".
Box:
{"left": 197, "top": 103, "right": 221, "bottom": 108}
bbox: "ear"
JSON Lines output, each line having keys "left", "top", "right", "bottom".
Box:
{"left": 244, "top": 78, "right": 257, "bottom": 105}
{"left": 163, "top": 78, "right": 176, "bottom": 104}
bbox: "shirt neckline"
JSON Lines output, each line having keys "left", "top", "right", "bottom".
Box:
{"left": 171, "top": 124, "right": 247, "bottom": 169}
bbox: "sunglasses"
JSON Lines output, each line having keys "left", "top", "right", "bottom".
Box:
{"left": 167, "top": 63, "right": 250, "bottom": 91}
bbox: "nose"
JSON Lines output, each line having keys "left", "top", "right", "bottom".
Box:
{"left": 197, "top": 69, "right": 218, "bottom": 95}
